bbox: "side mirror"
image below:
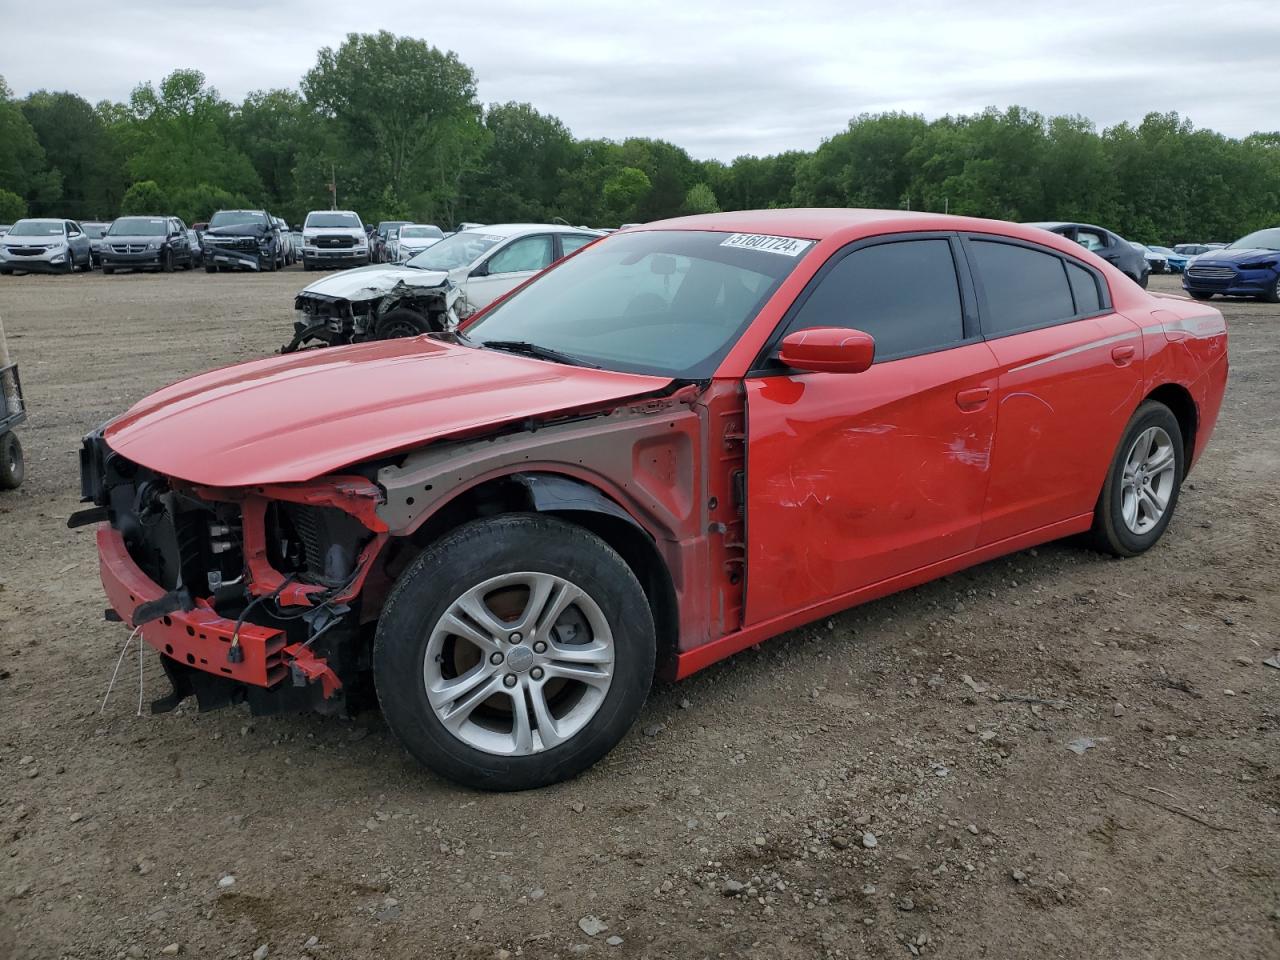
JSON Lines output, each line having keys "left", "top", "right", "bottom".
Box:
{"left": 469, "top": 261, "right": 490, "bottom": 278}
{"left": 777, "top": 327, "right": 875, "bottom": 374}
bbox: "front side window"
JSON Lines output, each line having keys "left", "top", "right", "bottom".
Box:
{"left": 784, "top": 238, "right": 964, "bottom": 362}
{"left": 487, "top": 235, "right": 554, "bottom": 275}
{"left": 467, "top": 229, "right": 809, "bottom": 378}
{"left": 969, "top": 240, "right": 1078, "bottom": 335}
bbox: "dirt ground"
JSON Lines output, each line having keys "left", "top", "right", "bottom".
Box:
{"left": 0, "top": 267, "right": 1276, "bottom": 960}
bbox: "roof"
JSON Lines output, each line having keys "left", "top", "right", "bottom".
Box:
{"left": 636, "top": 208, "right": 1099, "bottom": 247}
{"left": 464, "top": 223, "right": 602, "bottom": 237}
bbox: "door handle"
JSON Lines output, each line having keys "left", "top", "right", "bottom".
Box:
{"left": 1111, "top": 344, "right": 1136, "bottom": 365}
{"left": 955, "top": 387, "right": 990, "bottom": 410}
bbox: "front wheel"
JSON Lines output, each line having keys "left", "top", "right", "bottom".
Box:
{"left": 373, "top": 514, "right": 656, "bottom": 791}
{"left": 1261, "top": 275, "right": 1280, "bottom": 304}
{"left": 1089, "top": 401, "right": 1184, "bottom": 557}
{"left": 376, "top": 307, "right": 434, "bottom": 340}
{"left": 0, "top": 432, "right": 24, "bottom": 490}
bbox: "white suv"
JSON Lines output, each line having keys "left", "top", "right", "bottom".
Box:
{"left": 301, "top": 210, "right": 370, "bottom": 270}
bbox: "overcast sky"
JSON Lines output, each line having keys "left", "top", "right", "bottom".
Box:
{"left": 3, "top": 0, "right": 1278, "bottom": 159}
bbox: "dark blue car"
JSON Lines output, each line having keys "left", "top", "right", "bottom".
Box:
{"left": 1182, "top": 227, "right": 1280, "bottom": 302}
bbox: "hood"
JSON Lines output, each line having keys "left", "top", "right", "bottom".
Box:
{"left": 102, "top": 337, "right": 673, "bottom": 487}
{"left": 2, "top": 235, "right": 62, "bottom": 247}
{"left": 298, "top": 263, "right": 452, "bottom": 300}
{"left": 303, "top": 226, "right": 366, "bottom": 239}
{"left": 206, "top": 221, "right": 271, "bottom": 238}
{"left": 101, "top": 233, "right": 164, "bottom": 244}
{"left": 1196, "top": 247, "right": 1280, "bottom": 266}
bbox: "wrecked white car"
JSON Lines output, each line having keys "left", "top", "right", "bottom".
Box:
{"left": 286, "top": 224, "right": 601, "bottom": 351}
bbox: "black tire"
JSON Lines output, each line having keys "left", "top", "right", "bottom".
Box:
{"left": 260, "top": 252, "right": 276, "bottom": 273}
{"left": 1189, "top": 291, "right": 1214, "bottom": 301}
{"left": 161, "top": 249, "right": 174, "bottom": 273}
{"left": 1261, "top": 275, "right": 1280, "bottom": 304}
{"left": 1137, "top": 271, "right": 1149, "bottom": 289}
{"left": 61, "top": 256, "right": 74, "bottom": 275}
{"left": 1089, "top": 401, "right": 1184, "bottom": 558}
{"left": 376, "top": 307, "right": 434, "bottom": 340}
{"left": 373, "top": 514, "right": 656, "bottom": 791}
{"left": 0, "top": 432, "right": 24, "bottom": 490}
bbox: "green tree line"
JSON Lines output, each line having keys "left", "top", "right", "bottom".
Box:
{"left": 2, "top": 31, "right": 1278, "bottom": 244}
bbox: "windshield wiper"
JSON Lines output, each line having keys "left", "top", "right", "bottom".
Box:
{"left": 480, "top": 340, "right": 599, "bottom": 369}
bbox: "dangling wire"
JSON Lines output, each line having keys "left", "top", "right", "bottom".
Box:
{"left": 101, "top": 625, "right": 142, "bottom": 714}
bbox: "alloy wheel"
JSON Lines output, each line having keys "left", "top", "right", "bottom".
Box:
{"left": 422, "top": 571, "right": 615, "bottom": 756}
{"left": 1120, "top": 425, "right": 1176, "bottom": 535}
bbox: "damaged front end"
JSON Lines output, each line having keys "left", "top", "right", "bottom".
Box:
{"left": 75, "top": 429, "right": 388, "bottom": 716}
{"left": 285, "top": 274, "right": 462, "bottom": 353}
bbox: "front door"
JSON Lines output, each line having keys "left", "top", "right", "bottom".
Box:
{"left": 464, "top": 234, "right": 556, "bottom": 313}
{"left": 744, "top": 235, "right": 999, "bottom": 626}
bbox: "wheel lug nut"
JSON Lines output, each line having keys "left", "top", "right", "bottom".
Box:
{"left": 510, "top": 632, "right": 523, "bottom": 644}
{"left": 532, "top": 641, "right": 547, "bottom": 654}
{"left": 490, "top": 652, "right": 504, "bottom": 665}
{"left": 530, "top": 667, "right": 544, "bottom": 680}
{"left": 503, "top": 674, "right": 517, "bottom": 688}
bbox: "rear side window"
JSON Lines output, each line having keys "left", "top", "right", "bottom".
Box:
{"left": 787, "top": 238, "right": 964, "bottom": 361}
{"left": 969, "top": 240, "right": 1077, "bottom": 336}
{"left": 1066, "top": 262, "right": 1101, "bottom": 315}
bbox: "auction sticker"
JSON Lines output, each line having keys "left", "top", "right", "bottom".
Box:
{"left": 720, "top": 233, "right": 813, "bottom": 257}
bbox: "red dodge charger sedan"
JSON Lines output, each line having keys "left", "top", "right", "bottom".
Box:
{"left": 76, "top": 209, "right": 1229, "bottom": 790}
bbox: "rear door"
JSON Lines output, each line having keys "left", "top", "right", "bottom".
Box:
{"left": 465, "top": 233, "right": 556, "bottom": 311}
{"left": 964, "top": 235, "right": 1145, "bottom": 544}
{"left": 744, "top": 234, "right": 1000, "bottom": 625}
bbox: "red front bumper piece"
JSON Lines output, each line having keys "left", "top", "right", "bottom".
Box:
{"left": 97, "top": 526, "right": 289, "bottom": 688}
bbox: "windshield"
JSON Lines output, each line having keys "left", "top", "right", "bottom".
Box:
{"left": 466, "top": 230, "right": 811, "bottom": 378}
{"left": 306, "top": 212, "right": 361, "bottom": 229}
{"left": 1227, "top": 228, "right": 1280, "bottom": 251}
{"left": 400, "top": 225, "right": 443, "bottom": 239}
{"left": 8, "top": 220, "right": 63, "bottom": 237}
{"left": 1150, "top": 246, "right": 1174, "bottom": 254}
{"left": 378, "top": 221, "right": 411, "bottom": 237}
{"left": 108, "top": 217, "right": 167, "bottom": 236}
{"left": 406, "top": 231, "right": 503, "bottom": 271}
{"left": 83, "top": 223, "right": 109, "bottom": 238}
{"left": 209, "top": 210, "right": 267, "bottom": 229}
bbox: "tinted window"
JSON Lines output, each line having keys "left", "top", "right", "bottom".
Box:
{"left": 970, "top": 240, "right": 1076, "bottom": 335}
{"left": 488, "top": 235, "right": 554, "bottom": 274}
{"left": 1066, "top": 262, "right": 1101, "bottom": 315}
{"left": 787, "top": 239, "right": 964, "bottom": 361}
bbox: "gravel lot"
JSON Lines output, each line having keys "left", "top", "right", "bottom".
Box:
{"left": 0, "top": 268, "right": 1276, "bottom": 960}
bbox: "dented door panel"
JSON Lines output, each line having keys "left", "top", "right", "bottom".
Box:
{"left": 743, "top": 341, "right": 999, "bottom": 626}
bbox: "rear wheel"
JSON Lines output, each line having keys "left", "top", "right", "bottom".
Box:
{"left": 373, "top": 514, "right": 656, "bottom": 791}
{"left": 1089, "top": 401, "right": 1183, "bottom": 557}
{"left": 0, "top": 432, "right": 24, "bottom": 490}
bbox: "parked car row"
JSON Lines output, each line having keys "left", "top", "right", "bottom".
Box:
{"left": 0, "top": 209, "right": 300, "bottom": 276}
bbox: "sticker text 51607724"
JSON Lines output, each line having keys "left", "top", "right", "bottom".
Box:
{"left": 719, "top": 233, "right": 813, "bottom": 257}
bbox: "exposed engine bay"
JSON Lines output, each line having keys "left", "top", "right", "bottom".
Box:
{"left": 285, "top": 275, "right": 463, "bottom": 353}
